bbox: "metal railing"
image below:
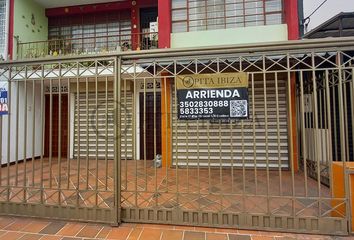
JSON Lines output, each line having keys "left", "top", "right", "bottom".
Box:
{"left": 17, "top": 32, "right": 158, "bottom": 60}
{"left": 1, "top": 37, "right": 354, "bottom": 235}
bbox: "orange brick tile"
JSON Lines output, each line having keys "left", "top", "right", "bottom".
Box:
{"left": 96, "top": 226, "right": 112, "bottom": 239}
{"left": 138, "top": 228, "right": 162, "bottom": 240}
{"left": 252, "top": 236, "right": 274, "bottom": 240}
{"left": 120, "top": 223, "right": 138, "bottom": 228}
{"left": 21, "top": 221, "right": 50, "bottom": 233}
{"left": 0, "top": 217, "right": 15, "bottom": 229}
{"left": 39, "top": 236, "right": 62, "bottom": 240}
{"left": 206, "top": 233, "right": 228, "bottom": 240}
{"left": 228, "top": 234, "right": 251, "bottom": 240}
{"left": 39, "top": 222, "right": 66, "bottom": 235}
{"left": 18, "top": 233, "right": 43, "bottom": 240}
{"left": 183, "top": 231, "right": 206, "bottom": 240}
{"left": 127, "top": 228, "right": 143, "bottom": 240}
{"left": 174, "top": 225, "right": 196, "bottom": 231}
{"left": 161, "top": 230, "right": 183, "bottom": 240}
{"left": 274, "top": 237, "right": 297, "bottom": 240}
{"left": 215, "top": 228, "right": 239, "bottom": 234}
{"left": 106, "top": 227, "right": 132, "bottom": 240}
{"left": 0, "top": 231, "right": 25, "bottom": 240}
{"left": 61, "top": 237, "right": 83, "bottom": 240}
{"left": 76, "top": 224, "right": 103, "bottom": 238}
{"left": 238, "top": 230, "right": 260, "bottom": 235}
{"left": 142, "top": 224, "right": 174, "bottom": 230}
{"left": 57, "top": 223, "right": 86, "bottom": 236}
{"left": 4, "top": 219, "right": 32, "bottom": 231}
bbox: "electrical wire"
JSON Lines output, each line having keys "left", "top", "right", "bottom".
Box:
{"left": 303, "top": 0, "right": 329, "bottom": 24}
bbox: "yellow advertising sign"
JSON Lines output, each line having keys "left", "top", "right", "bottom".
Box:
{"left": 176, "top": 72, "right": 248, "bottom": 90}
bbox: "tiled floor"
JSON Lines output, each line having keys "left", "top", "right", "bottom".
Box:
{"left": 0, "top": 159, "right": 335, "bottom": 216}
{"left": 0, "top": 215, "right": 350, "bottom": 240}
{"left": 0, "top": 159, "right": 346, "bottom": 236}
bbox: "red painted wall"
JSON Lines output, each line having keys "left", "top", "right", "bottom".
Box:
{"left": 46, "top": 2, "right": 131, "bottom": 17}
{"left": 131, "top": 1, "right": 139, "bottom": 50}
{"left": 7, "top": 0, "right": 14, "bottom": 59}
{"left": 284, "top": 0, "right": 299, "bottom": 40}
{"left": 157, "top": 0, "right": 170, "bottom": 48}
{"left": 46, "top": 1, "right": 157, "bottom": 17}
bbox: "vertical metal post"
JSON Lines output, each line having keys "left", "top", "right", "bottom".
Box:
{"left": 114, "top": 56, "right": 122, "bottom": 225}
{"left": 299, "top": 71, "right": 308, "bottom": 196}
{"left": 14, "top": 75, "right": 19, "bottom": 186}
{"left": 95, "top": 61, "right": 99, "bottom": 208}
{"left": 49, "top": 78, "right": 53, "bottom": 188}
{"left": 263, "top": 56, "right": 270, "bottom": 214}
{"left": 173, "top": 60, "right": 179, "bottom": 209}
{"left": 31, "top": 76, "right": 36, "bottom": 188}
{"left": 85, "top": 76, "right": 89, "bottom": 190}
{"left": 6, "top": 69, "right": 12, "bottom": 201}
{"left": 76, "top": 65, "right": 81, "bottom": 206}
{"left": 67, "top": 78, "right": 71, "bottom": 190}
{"left": 105, "top": 76, "right": 109, "bottom": 190}
{"left": 23, "top": 66, "right": 28, "bottom": 201}
{"left": 40, "top": 66, "right": 44, "bottom": 204}
{"left": 58, "top": 65, "right": 62, "bottom": 205}
{"left": 287, "top": 53, "right": 296, "bottom": 217}
{"left": 143, "top": 78, "right": 147, "bottom": 190}
{"left": 336, "top": 52, "right": 348, "bottom": 219}
{"left": 275, "top": 72, "right": 283, "bottom": 195}
{"left": 251, "top": 73, "right": 257, "bottom": 195}
{"left": 325, "top": 70, "right": 333, "bottom": 195}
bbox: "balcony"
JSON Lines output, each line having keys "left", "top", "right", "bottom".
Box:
{"left": 17, "top": 32, "right": 158, "bottom": 59}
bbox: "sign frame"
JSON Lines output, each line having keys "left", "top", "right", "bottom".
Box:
{"left": 176, "top": 72, "right": 249, "bottom": 120}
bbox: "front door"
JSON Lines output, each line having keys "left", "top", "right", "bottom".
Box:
{"left": 139, "top": 92, "right": 161, "bottom": 160}
{"left": 44, "top": 94, "right": 68, "bottom": 157}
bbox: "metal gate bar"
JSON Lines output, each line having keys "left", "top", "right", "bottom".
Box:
{"left": 0, "top": 58, "right": 119, "bottom": 224}
{"left": 118, "top": 41, "right": 354, "bottom": 235}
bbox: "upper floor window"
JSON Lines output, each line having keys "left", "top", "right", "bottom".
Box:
{"left": 171, "top": 0, "right": 283, "bottom": 33}
{"left": 48, "top": 12, "right": 131, "bottom": 52}
{"left": 0, "top": 0, "right": 7, "bottom": 58}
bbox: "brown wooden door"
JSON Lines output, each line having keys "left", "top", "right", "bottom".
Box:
{"left": 44, "top": 94, "right": 68, "bottom": 157}
{"left": 139, "top": 92, "right": 161, "bottom": 160}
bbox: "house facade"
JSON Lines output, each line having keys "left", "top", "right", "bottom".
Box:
{"left": 0, "top": 0, "right": 354, "bottom": 236}
{"left": 2, "top": 0, "right": 301, "bottom": 169}
{"left": 5, "top": 0, "right": 299, "bottom": 60}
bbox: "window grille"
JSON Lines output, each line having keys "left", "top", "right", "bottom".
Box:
{"left": 171, "top": 0, "right": 283, "bottom": 33}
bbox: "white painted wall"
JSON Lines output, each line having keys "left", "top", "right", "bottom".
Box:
{"left": 1, "top": 81, "right": 43, "bottom": 164}
{"left": 171, "top": 24, "right": 288, "bottom": 49}
{"left": 303, "top": 0, "right": 354, "bottom": 33}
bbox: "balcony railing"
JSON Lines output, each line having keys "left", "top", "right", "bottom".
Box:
{"left": 17, "top": 32, "right": 158, "bottom": 59}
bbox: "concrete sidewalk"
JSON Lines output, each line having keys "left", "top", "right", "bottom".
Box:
{"left": 0, "top": 216, "right": 350, "bottom": 240}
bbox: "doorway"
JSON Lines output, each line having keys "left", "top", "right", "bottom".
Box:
{"left": 139, "top": 92, "right": 161, "bottom": 160}
{"left": 140, "top": 7, "right": 158, "bottom": 49}
{"left": 44, "top": 94, "right": 68, "bottom": 157}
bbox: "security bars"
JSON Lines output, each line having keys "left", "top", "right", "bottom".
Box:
{"left": 0, "top": 38, "right": 353, "bottom": 235}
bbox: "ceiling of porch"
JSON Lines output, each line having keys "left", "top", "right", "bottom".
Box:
{"left": 33, "top": 0, "right": 125, "bottom": 8}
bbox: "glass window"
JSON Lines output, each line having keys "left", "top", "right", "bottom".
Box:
{"left": 48, "top": 12, "right": 132, "bottom": 52}
{"left": 171, "top": 0, "right": 283, "bottom": 33}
